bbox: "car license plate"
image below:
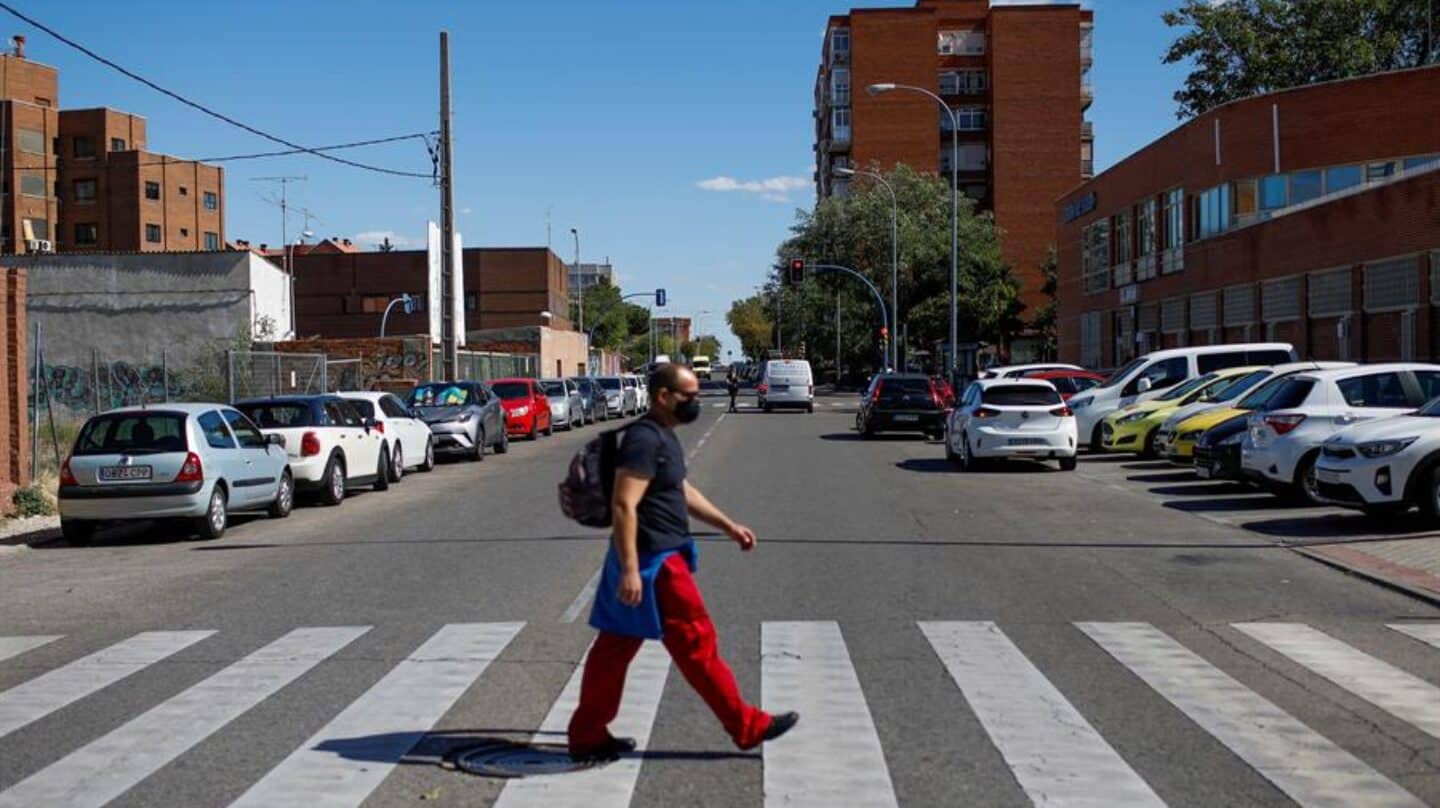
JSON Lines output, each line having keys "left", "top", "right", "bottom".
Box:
{"left": 1009, "top": 438, "right": 1046, "bottom": 446}
{"left": 1316, "top": 467, "right": 1343, "bottom": 484}
{"left": 772, "top": 385, "right": 788, "bottom": 393}
{"left": 1195, "top": 462, "right": 1212, "bottom": 479}
{"left": 99, "top": 465, "right": 152, "bottom": 482}
{"left": 894, "top": 414, "right": 919, "bottom": 422}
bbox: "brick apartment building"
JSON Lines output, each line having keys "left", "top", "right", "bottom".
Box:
{"left": 0, "top": 39, "right": 224, "bottom": 255}
{"left": 652, "top": 317, "right": 692, "bottom": 346}
{"left": 815, "top": 0, "right": 1093, "bottom": 333}
{"left": 1056, "top": 66, "right": 1440, "bottom": 369}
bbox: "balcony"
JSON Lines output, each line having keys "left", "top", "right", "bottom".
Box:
{"left": 1081, "top": 80, "right": 1094, "bottom": 109}
{"left": 828, "top": 128, "right": 852, "bottom": 152}
{"left": 1082, "top": 158, "right": 1094, "bottom": 178}
{"left": 1082, "top": 120, "right": 1094, "bottom": 140}
{"left": 1081, "top": 43, "right": 1093, "bottom": 68}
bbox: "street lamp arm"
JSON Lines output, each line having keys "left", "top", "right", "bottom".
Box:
{"left": 813, "top": 264, "right": 889, "bottom": 365}
{"left": 378, "top": 295, "right": 409, "bottom": 338}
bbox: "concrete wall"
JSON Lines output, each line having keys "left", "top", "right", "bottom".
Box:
{"left": 466, "top": 325, "right": 588, "bottom": 378}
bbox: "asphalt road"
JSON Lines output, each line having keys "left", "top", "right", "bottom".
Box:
{"left": 2, "top": 392, "right": 1439, "bottom": 807}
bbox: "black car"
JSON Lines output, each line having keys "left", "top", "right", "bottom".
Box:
{"left": 1192, "top": 414, "right": 1251, "bottom": 481}
{"left": 856, "top": 374, "right": 947, "bottom": 439}
{"left": 408, "top": 381, "right": 507, "bottom": 461}
{"left": 567, "top": 376, "right": 610, "bottom": 424}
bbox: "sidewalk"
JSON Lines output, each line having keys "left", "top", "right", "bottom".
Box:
{"left": 1295, "top": 534, "right": 1440, "bottom": 605}
{"left": 0, "top": 514, "right": 62, "bottom": 552}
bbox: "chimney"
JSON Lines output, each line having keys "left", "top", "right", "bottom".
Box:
{"left": 342, "top": 238, "right": 352, "bottom": 247}
{"left": 12, "top": 35, "right": 24, "bottom": 59}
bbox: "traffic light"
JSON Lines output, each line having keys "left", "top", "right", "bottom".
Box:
{"left": 788, "top": 258, "right": 806, "bottom": 285}
{"left": 880, "top": 327, "right": 889, "bottom": 342}
{"left": 655, "top": 288, "right": 667, "bottom": 307}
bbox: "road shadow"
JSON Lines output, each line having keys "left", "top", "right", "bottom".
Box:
{"left": 820, "top": 432, "right": 929, "bottom": 442}
{"left": 1122, "top": 461, "right": 1175, "bottom": 471}
{"left": 1079, "top": 453, "right": 1130, "bottom": 463}
{"left": 1127, "top": 471, "right": 1205, "bottom": 484}
{"left": 895, "top": 458, "right": 954, "bottom": 474}
{"left": 179, "top": 531, "right": 727, "bottom": 553}
{"left": 1241, "top": 512, "right": 1440, "bottom": 542}
{"left": 36, "top": 513, "right": 275, "bottom": 549}
{"left": 1165, "top": 496, "right": 1297, "bottom": 513}
{"left": 1148, "top": 482, "right": 1256, "bottom": 498}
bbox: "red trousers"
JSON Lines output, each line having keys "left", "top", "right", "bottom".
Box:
{"left": 568, "top": 552, "right": 771, "bottom": 751}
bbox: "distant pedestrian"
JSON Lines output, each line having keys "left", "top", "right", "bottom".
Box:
{"left": 725, "top": 370, "right": 740, "bottom": 413}
{"left": 568, "top": 364, "right": 798, "bottom": 762}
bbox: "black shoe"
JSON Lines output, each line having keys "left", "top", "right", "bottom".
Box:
{"left": 569, "top": 735, "right": 637, "bottom": 763}
{"left": 763, "top": 712, "right": 799, "bottom": 742}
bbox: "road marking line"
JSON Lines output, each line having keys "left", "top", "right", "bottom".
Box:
{"left": 1236, "top": 623, "right": 1440, "bottom": 740}
{"left": 711, "top": 402, "right": 726, "bottom": 408}
{"left": 0, "top": 626, "right": 368, "bottom": 808}
{"left": 495, "top": 641, "right": 670, "bottom": 808}
{"left": 0, "top": 630, "right": 214, "bottom": 741}
{"left": 1389, "top": 623, "right": 1440, "bottom": 650}
{"left": 561, "top": 568, "right": 602, "bottom": 624}
{"left": 232, "top": 623, "right": 522, "bottom": 808}
{"left": 1079, "top": 622, "right": 1422, "bottom": 807}
{"left": 0, "top": 635, "right": 62, "bottom": 664}
{"left": 687, "top": 412, "right": 727, "bottom": 463}
{"left": 920, "top": 621, "right": 1164, "bottom": 807}
{"left": 762, "top": 621, "right": 898, "bottom": 808}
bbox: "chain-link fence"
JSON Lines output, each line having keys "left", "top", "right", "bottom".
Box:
{"left": 325, "top": 358, "right": 364, "bottom": 392}
{"left": 434, "top": 349, "right": 538, "bottom": 381}
{"left": 225, "top": 351, "right": 328, "bottom": 402}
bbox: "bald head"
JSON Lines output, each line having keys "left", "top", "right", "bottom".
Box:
{"left": 648, "top": 363, "right": 696, "bottom": 398}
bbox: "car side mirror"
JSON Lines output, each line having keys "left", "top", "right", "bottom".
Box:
{"left": 1137, "top": 377, "right": 1153, "bottom": 393}
{"left": 363, "top": 418, "right": 379, "bottom": 431}
{"left": 266, "top": 433, "right": 286, "bottom": 447}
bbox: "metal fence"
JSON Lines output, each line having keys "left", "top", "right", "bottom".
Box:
{"left": 434, "top": 349, "right": 538, "bottom": 381}
{"left": 325, "top": 358, "right": 364, "bottom": 392}
{"left": 226, "top": 350, "right": 328, "bottom": 402}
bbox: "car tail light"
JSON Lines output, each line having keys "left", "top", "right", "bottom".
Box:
{"left": 60, "top": 456, "right": 77, "bottom": 486}
{"left": 174, "top": 452, "right": 204, "bottom": 483}
{"left": 301, "top": 431, "right": 322, "bottom": 457}
{"left": 1051, "top": 405, "right": 1074, "bottom": 417}
{"left": 372, "top": 421, "right": 384, "bottom": 434}
{"left": 870, "top": 384, "right": 882, "bottom": 404}
{"left": 808, "top": 384, "right": 814, "bottom": 397}
{"left": 757, "top": 383, "right": 768, "bottom": 394}
{"left": 975, "top": 406, "right": 1001, "bottom": 419}
{"left": 1264, "top": 413, "right": 1307, "bottom": 435}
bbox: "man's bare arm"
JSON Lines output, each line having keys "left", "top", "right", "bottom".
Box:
{"left": 684, "top": 481, "right": 757, "bottom": 551}
{"left": 612, "top": 470, "right": 650, "bottom": 604}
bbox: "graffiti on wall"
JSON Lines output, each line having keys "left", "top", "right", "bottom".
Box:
{"left": 33, "top": 361, "right": 186, "bottom": 414}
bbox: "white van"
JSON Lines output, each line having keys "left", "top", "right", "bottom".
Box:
{"left": 758, "top": 359, "right": 815, "bottom": 413}
{"left": 691, "top": 355, "right": 713, "bottom": 380}
{"left": 1070, "top": 343, "right": 1296, "bottom": 450}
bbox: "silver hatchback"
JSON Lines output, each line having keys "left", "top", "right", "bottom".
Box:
{"left": 58, "top": 404, "right": 293, "bottom": 544}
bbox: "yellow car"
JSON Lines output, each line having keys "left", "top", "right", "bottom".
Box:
{"left": 1100, "top": 367, "right": 1260, "bottom": 458}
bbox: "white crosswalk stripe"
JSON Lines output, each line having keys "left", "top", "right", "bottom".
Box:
{"left": 0, "top": 626, "right": 368, "bottom": 808}
{"left": 495, "top": 640, "right": 671, "bottom": 808}
{"left": 232, "top": 622, "right": 523, "bottom": 808}
{"left": 0, "top": 635, "right": 62, "bottom": 664}
{"left": 1388, "top": 622, "right": 1440, "bottom": 651}
{"left": 762, "top": 621, "right": 897, "bottom": 808}
{"left": 920, "top": 621, "right": 1164, "bottom": 807}
{"left": 1236, "top": 622, "right": 1440, "bottom": 740}
{"left": 1079, "top": 622, "right": 1424, "bottom": 808}
{"left": 0, "top": 630, "right": 213, "bottom": 741}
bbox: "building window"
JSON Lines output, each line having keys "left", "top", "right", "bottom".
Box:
{"left": 942, "top": 142, "right": 987, "bottom": 173}
{"left": 204, "top": 232, "right": 220, "bottom": 251}
{"left": 465, "top": 292, "right": 478, "bottom": 311}
{"left": 18, "top": 128, "right": 44, "bottom": 155}
{"left": 19, "top": 172, "right": 47, "bottom": 198}
{"left": 1190, "top": 292, "right": 1218, "bottom": 331}
{"left": 1404, "top": 154, "right": 1439, "bottom": 171}
{"left": 1162, "top": 189, "right": 1183, "bottom": 249}
{"left": 22, "top": 217, "right": 48, "bottom": 241}
{"left": 1364, "top": 256, "right": 1419, "bottom": 312}
{"left": 360, "top": 296, "right": 391, "bottom": 314}
{"left": 73, "top": 136, "right": 96, "bottom": 158}
{"left": 831, "top": 27, "right": 850, "bottom": 58}
{"left": 145, "top": 223, "right": 162, "bottom": 243}
{"left": 74, "top": 223, "right": 98, "bottom": 246}
{"left": 1080, "top": 311, "right": 1102, "bottom": 369}
{"left": 1197, "top": 184, "right": 1231, "bottom": 239}
{"left": 940, "top": 70, "right": 985, "bottom": 94}
{"left": 178, "top": 186, "right": 189, "bottom": 197}
{"left": 203, "top": 191, "right": 219, "bottom": 211}
{"left": 1223, "top": 284, "right": 1256, "bottom": 326}
{"left": 145, "top": 181, "right": 161, "bottom": 201}
{"left": 946, "top": 106, "right": 986, "bottom": 131}
{"left": 1366, "top": 161, "right": 1398, "bottom": 182}
{"left": 1161, "top": 297, "right": 1187, "bottom": 334}
{"left": 1259, "top": 174, "right": 1287, "bottom": 210}
{"left": 1136, "top": 198, "right": 1156, "bottom": 258}
{"left": 111, "top": 137, "right": 126, "bottom": 151}
{"left": 1233, "top": 178, "right": 1258, "bottom": 220}
{"left": 1082, "top": 219, "right": 1110, "bottom": 294}
{"left": 179, "top": 228, "right": 190, "bottom": 238}
{"left": 73, "top": 178, "right": 97, "bottom": 202}
{"left": 1262, "top": 276, "right": 1302, "bottom": 321}
{"left": 1325, "top": 165, "right": 1362, "bottom": 193}
{"left": 1289, "top": 170, "right": 1322, "bottom": 205}
{"left": 832, "top": 107, "right": 851, "bottom": 140}
{"left": 938, "top": 30, "right": 985, "bottom": 55}
{"left": 1308, "top": 268, "right": 1351, "bottom": 317}
{"left": 960, "top": 183, "right": 987, "bottom": 201}
{"left": 1112, "top": 210, "right": 1133, "bottom": 287}
{"left": 831, "top": 68, "right": 850, "bottom": 106}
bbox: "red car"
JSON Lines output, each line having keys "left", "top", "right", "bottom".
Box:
{"left": 929, "top": 376, "right": 957, "bottom": 409}
{"left": 489, "top": 378, "right": 554, "bottom": 439}
{"left": 1024, "top": 369, "right": 1106, "bottom": 401}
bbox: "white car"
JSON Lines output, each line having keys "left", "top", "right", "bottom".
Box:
{"left": 946, "top": 378, "right": 1078, "bottom": 471}
{"left": 628, "top": 374, "right": 649, "bottom": 410}
{"left": 980, "top": 362, "right": 1082, "bottom": 380}
{"left": 596, "top": 376, "right": 637, "bottom": 417}
{"left": 236, "top": 395, "right": 389, "bottom": 506}
{"left": 1314, "top": 401, "right": 1440, "bottom": 517}
{"left": 58, "top": 404, "right": 293, "bottom": 544}
{"left": 341, "top": 391, "right": 436, "bottom": 481}
{"left": 1240, "top": 363, "right": 1440, "bottom": 502}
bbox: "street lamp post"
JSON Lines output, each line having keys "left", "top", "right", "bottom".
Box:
{"left": 286, "top": 228, "right": 314, "bottom": 339}
{"left": 868, "top": 82, "right": 958, "bottom": 379}
{"left": 834, "top": 166, "right": 897, "bottom": 370}
{"left": 570, "top": 228, "right": 582, "bottom": 333}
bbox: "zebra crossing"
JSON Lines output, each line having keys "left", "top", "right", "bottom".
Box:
{"left": 0, "top": 620, "right": 1437, "bottom": 806}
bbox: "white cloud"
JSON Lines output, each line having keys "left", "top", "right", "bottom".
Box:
{"left": 460, "top": 207, "right": 473, "bottom": 215}
{"left": 696, "top": 175, "right": 810, "bottom": 202}
{"left": 352, "top": 230, "right": 415, "bottom": 249}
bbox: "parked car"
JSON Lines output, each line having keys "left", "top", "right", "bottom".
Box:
{"left": 627, "top": 374, "right": 649, "bottom": 410}
{"left": 1315, "top": 398, "right": 1440, "bottom": 518}
{"left": 1241, "top": 363, "right": 1440, "bottom": 502}
{"left": 946, "top": 379, "right": 1078, "bottom": 471}
{"left": 1070, "top": 343, "right": 1297, "bottom": 451}
{"left": 407, "top": 381, "right": 507, "bottom": 461}
{"left": 1023, "top": 369, "right": 1106, "bottom": 401}
{"left": 596, "top": 375, "right": 637, "bottom": 417}
{"left": 758, "top": 359, "right": 816, "bottom": 413}
{"left": 236, "top": 395, "right": 388, "bottom": 505}
{"left": 980, "top": 363, "right": 1083, "bottom": 380}
{"left": 931, "top": 376, "right": 957, "bottom": 409}
{"left": 1100, "top": 367, "right": 1260, "bottom": 457}
{"left": 539, "top": 378, "right": 585, "bottom": 430}
{"left": 856, "top": 373, "right": 946, "bottom": 439}
{"left": 568, "top": 376, "right": 610, "bottom": 423}
{"left": 341, "top": 391, "right": 436, "bottom": 481}
{"left": 58, "top": 404, "right": 293, "bottom": 544}
{"left": 1162, "top": 361, "right": 1356, "bottom": 464}
{"left": 491, "top": 377, "right": 554, "bottom": 439}
{"left": 1192, "top": 414, "right": 1253, "bottom": 481}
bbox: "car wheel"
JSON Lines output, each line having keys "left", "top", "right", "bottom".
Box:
{"left": 419, "top": 438, "right": 435, "bottom": 472}
{"left": 1417, "top": 465, "right": 1440, "bottom": 523}
{"left": 945, "top": 434, "right": 960, "bottom": 465}
{"left": 1059, "top": 456, "right": 1078, "bottom": 472}
{"left": 389, "top": 444, "right": 404, "bottom": 484}
{"left": 192, "top": 485, "right": 228, "bottom": 540}
{"left": 1089, "top": 424, "right": 1104, "bottom": 453}
{"left": 268, "top": 471, "right": 294, "bottom": 519}
{"left": 1292, "top": 452, "right": 1322, "bottom": 504}
{"left": 807, "top": 404, "right": 815, "bottom": 414}
{"left": 320, "top": 456, "right": 346, "bottom": 506}
{"left": 527, "top": 418, "right": 539, "bottom": 441}
{"left": 494, "top": 427, "right": 510, "bottom": 454}
{"left": 1140, "top": 429, "right": 1159, "bottom": 460}
{"left": 544, "top": 417, "right": 554, "bottom": 437}
{"left": 958, "top": 432, "right": 978, "bottom": 472}
{"left": 373, "top": 444, "right": 391, "bottom": 491}
{"left": 61, "top": 518, "right": 96, "bottom": 546}
{"left": 471, "top": 429, "right": 486, "bottom": 461}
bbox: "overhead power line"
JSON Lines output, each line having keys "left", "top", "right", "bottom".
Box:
{"left": 131, "top": 132, "right": 438, "bottom": 168}
{"left": 0, "top": 1, "right": 434, "bottom": 179}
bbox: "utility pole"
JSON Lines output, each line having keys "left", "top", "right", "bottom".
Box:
{"left": 439, "top": 31, "right": 458, "bottom": 378}
{"left": 836, "top": 293, "right": 842, "bottom": 384}
{"left": 252, "top": 176, "right": 306, "bottom": 336}
{"left": 571, "top": 228, "right": 583, "bottom": 332}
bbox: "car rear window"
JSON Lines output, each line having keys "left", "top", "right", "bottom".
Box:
{"left": 983, "top": 386, "right": 1062, "bottom": 406}
{"left": 878, "top": 378, "right": 932, "bottom": 398}
{"left": 1262, "top": 379, "right": 1315, "bottom": 411}
{"left": 410, "top": 384, "right": 476, "bottom": 407}
{"left": 74, "top": 412, "right": 188, "bottom": 455}
{"left": 1336, "top": 372, "right": 1409, "bottom": 408}
{"left": 239, "top": 403, "right": 314, "bottom": 429}
{"left": 491, "top": 382, "right": 531, "bottom": 400}
{"left": 599, "top": 378, "right": 621, "bottom": 390}
{"left": 345, "top": 399, "right": 376, "bottom": 419}
{"left": 539, "top": 381, "right": 566, "bottom": 396}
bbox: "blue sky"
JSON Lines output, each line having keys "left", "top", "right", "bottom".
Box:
{"left": 26, "top": 0, "right": 1190, "bottom": 358}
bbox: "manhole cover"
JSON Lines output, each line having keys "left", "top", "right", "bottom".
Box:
{"left": 454, "top": 742, "right": 599, "bottom": 778}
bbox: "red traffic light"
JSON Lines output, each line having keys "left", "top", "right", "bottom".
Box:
{"left": 787, "top": 259, "right": 806, "bottom": 285}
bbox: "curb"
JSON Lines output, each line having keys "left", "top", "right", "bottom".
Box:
{"left": 1291, "top": 544, "right": 1440, "bottom": 609}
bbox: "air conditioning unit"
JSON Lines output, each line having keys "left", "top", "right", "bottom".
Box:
{"left": 25, "top": 239, "right": 54, "bottom": 254}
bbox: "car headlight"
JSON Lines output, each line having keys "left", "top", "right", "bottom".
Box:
{"left": 1179, "top": 430, "right": 1202, "bottom": 442}
{"left": 1357, "top": 437, "right": 1417, "bottom": 458}
{"left": 455, "top": 412, "right": 475, "bottom": 424}
{"left": 1117, "top": 411, "right": 1149, "bottom": 425}
{"left": 513, "top": 406, "right": 530, "bottom": 417}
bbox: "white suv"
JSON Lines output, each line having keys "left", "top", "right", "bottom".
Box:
{"left": 1314, "top": 400, "right": 1440, "bottom": 518}
{"left": 1240, "top": 363, "right": 1440, "bottom": 502}
{"left": 236, "top": 395, "right": 389, "bottom": 506}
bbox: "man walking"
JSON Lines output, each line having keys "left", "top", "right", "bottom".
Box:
{"left": 725, "top": 368, "right": 740, "bottom": 413}
{"left": 569, "top": 363, "right": 798, "bottom": 762}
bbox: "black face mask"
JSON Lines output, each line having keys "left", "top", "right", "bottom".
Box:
{"left": 673, "top": 397, "right": 702, "bottom": 424}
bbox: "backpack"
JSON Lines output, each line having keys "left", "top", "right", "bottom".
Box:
{"left": 559, "top": 422, "right": 647, "bottom": 528}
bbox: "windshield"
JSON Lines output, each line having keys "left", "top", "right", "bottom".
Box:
{"left": 1097, "top": 357, "right": 1147, "bottom": 389}
{"left": 409, "top": 384, "right": 476, "bottom": 407}
{"left": 1159, "top": 373, "right": 1217, "bottom": 402}
{"left": 1209, "top": 370, "right": 1271, "bottom": 403}
{"left": 538, "top": 381, "right": 567, "bottom": 396}
{"left": 599, "top": 378, "right": 621, "bottom": 390}
{"left": 1237, "top": 373, "right": 1296, "bottom": 409}
{"left": 74, "top": 412, "right": 188, "bottom": 456}
{"left": 491, "top": 381, "right": 531, "bottom": 400}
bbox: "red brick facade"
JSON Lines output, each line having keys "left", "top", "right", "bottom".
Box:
{"left": 1, "top": 53, "right": 60, "bottom": 255}
{"left": 1056, "top": 66, "right": 1440, "bottom": 369}
{"left": 0, "top": 267, "right": 28, "bottom": 511}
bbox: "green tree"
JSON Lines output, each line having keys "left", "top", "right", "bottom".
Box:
{"left": 726, "top": 295, "right": 774, "bottom": 362}
{"left": 1163, "top": 0, "right": 1438, "bottom": 118}
{"left": 571, "top": 280, "right": 632, "bottom": 351}
{"left": 1032, "top": 247, "right": 1059, "bottom": 362}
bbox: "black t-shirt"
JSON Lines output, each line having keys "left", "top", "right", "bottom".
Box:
{"left": 616, "top": 416, "right": 690, "bottom": 553}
